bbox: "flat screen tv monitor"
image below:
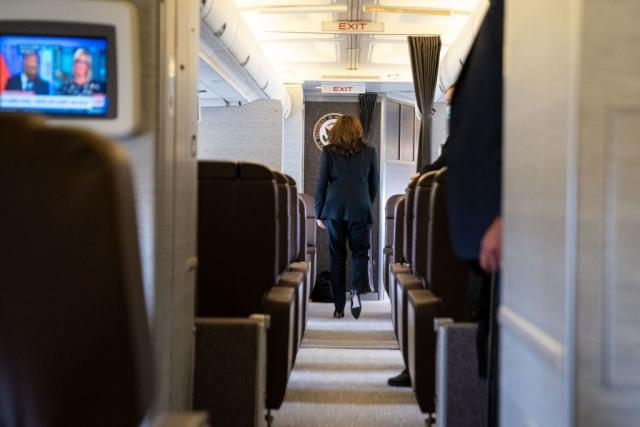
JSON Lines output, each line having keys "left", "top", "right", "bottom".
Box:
{"left": 0, "top": 1, "right": 138, "bottom": 136}
{"left": 0, "top": 23, "right": 115, "bottom": 118}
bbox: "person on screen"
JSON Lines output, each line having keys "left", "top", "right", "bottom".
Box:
{"left": 5, "top": 52, "right": 50, "bottom": 95}
{"left": 60, "top": 48, "right": 103, "bottom": 96}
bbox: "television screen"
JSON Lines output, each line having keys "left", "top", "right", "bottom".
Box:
{"left": 0, "top": 34, "right": 109, "bottom": 116}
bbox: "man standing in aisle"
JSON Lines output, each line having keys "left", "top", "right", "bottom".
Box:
{"left": 446, "top": 0, "right": 504, "bottom": 425}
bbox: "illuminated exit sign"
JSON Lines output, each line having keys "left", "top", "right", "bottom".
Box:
{"left": 321, "top": 21, "right": 384, "bottom": 33}
{"left": 321, "top": 84, "right": 366, "bottom": 94}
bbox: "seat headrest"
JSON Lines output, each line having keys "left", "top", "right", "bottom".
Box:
{"left": 298, "top": 193, "right": 315, "bottom": 218}
{"left": 239, "top": 162, "right": 274, "bottom": 180}
{"left": 272, "top": 170, "right": 288, "bottom": 185}
{"left": 417, "top": 170, "right": 439, "bottom": 187}
{"left": 406, "top": 175, "right": 419, "bottom": 190}
{"left": 199, "top": 161, "right": 238, "bottom": 179}
{"left": 435, "top": 167, "right": 448, "bottom": 183}
{"left": 385, "top": 194, "right": 404, "bottom": 217}
{"left": 284, "top": 174, "right": 296, "bottom": 186}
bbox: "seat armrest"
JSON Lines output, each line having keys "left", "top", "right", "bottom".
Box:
{"left": 263, "top": 286, "right": 296, "bottom": 410}
{"left": 193, "top": 317, "right": 268, "bottom": 426}
{"left": 278, "top": 270, "right": 306, "bottom": 354}
{"left": 407, "top": 289, "right": 441, "bottom": 414}
{"left": 391, "top": 263, "right": 411, "bottom": 276}
{"left": 152, "top": 413, "right": 209, "bottom": 427}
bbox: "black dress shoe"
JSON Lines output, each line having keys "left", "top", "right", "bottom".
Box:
{"left": 350, "top": 291, "right": 361, "bottom": 319}
{"left": 333, "top": 310, "right": 344, "bottom": 318}
{"left": 387, "top": 368, "right": 412, "bottom": 387}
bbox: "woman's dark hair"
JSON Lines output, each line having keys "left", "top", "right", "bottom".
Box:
{"left": 328, "top": 115, "right": 366, "bottom": 156}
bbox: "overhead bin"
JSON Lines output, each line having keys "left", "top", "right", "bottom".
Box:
{"left": 200, "top": 0, "right": 291, "bottom": 117}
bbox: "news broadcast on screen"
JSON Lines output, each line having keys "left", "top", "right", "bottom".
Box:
{"left": 0, "top": 35, "right": 108, "bottom": 116}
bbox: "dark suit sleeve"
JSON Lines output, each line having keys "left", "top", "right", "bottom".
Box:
{"left": 368, "top": 148, "right": 379, "bottom": 203}
{"left": 5, "top": 76, "right": 21, "bottom": 91}
{"left": 314, "top": 149, "right": 329, "bottom": 218}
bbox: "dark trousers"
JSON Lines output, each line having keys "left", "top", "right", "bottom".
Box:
{"left": 326, "top": 219, "right": 371, "bottom": 312}
{"left": 468, "top": 263, "right": 500, "bottom": 427}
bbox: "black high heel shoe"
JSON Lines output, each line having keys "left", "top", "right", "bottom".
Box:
{"left": 351, "top": 291, "right": 361, "bottom": 319}
{"left": 333, "top": 310, "right": 344, "bottom": 318}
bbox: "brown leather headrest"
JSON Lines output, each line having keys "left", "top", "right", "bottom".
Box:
{"left": 284, "top": 174, "right": 296, "bottom": 186}
{"left": 385, "top": 194, "right": 404, "bottom": 217}
{"left": 239, "top": 162, "right": 274, "bottom": 180}
{"left": 435, "top": 167, "right": 448, "bottom": 184}
{"left": 199, "top": 161, "right": 238, "bottom": 179}
{"left": 272, "top": 170, "right": 288, "bottom": 184}
{"left": 418, "top": 170, "right": 439, "bottom": 188}
{"left": 299, "top": 193, "right": 315, "bottom": 218}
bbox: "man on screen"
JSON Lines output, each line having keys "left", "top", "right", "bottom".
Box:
{"left": 5, "top": 52, "right": 50, "bottom": 95}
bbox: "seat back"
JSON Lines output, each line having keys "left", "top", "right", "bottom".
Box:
{"left": 427, "top": 169, "right": 471, "bottom": 321}
{"left": 284, "top": 175, "right": 299, "bottom": 264}
{"left": 385, "top": 194, "right": 404, "bottom": 251}
{"left": 297, "top": 197, "right": 307, "bottom": 261}
{"left": 299, "top": 193, "right": 316, "bottom": 249}
{"left": 393, "top": 196, "right": 406, "bottom": 263}
{"left": 198, "top": 161, "right": 279, "bottom": 317}
{"left": 403, "top": 177, "right": 419, "bottom": 265}
{"left": 0, "top": 115, "right": 152, "bottom": 426}
{"left": 273, "top": 171, "right": 290, "bottom": 274}
{"left": 411, "top": 172, "right": 439, "bottom": 284}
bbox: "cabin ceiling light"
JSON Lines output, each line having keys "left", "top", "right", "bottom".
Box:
{"left": 240, "top": 4, "right": 348, "bottom": 13}
{"left": 321, "top": 75, "right": 380, "bottom": 80}
{"left": 362, "top": 5, "right": 472, "bottom": 16}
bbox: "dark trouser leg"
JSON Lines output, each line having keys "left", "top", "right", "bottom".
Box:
{"left": 346, "top": 221, "right": 371, "bottom": 293}
{"left": 488, "top": 273, "right": 500, "bottom": 427}
{"left": 327, "top": 219, "right": 347, "bottom": 312}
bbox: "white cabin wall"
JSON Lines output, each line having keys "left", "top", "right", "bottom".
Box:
{"left": 283, "top": 84, "right": 305, "bottom": 190}
{"left": 198, "top": 99, "right": 284, "bottom": 172}
{"left": 501, "top": 0, "right": 580, "bottom": 425}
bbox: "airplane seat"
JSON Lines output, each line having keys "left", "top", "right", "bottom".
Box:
{"left": 390, "top": 196, "right": 406, "bottom": 336}
{"left": 396, "top": 172, "right": 439, "bottom": 371}
{"left": 298, "top": 193, "right": 317, "bottom": 290}
{"left": 284, "top": 175, "right": 309, "bottom": 337}
{"left": 383, "top": 194, "right": 404, "bottom": 295}
{"left": 272, "top": 171, "right": 305, "bottom": 355}
{"left": 408, "top": 168, "right": 473, "bottom": 416}
{"left": 0, "top": 114, "right": 205, "bottom": 426}
{"left": 197, "top": 161, "right": 296, "bottom": 414}
{"left": 297, "top": 197, "right": 310, "bottom": 331}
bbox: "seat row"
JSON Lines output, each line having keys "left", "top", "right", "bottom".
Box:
{"left": 1, "top": 115, "right": 317, "bottom": 426}
{"left": 384, "top": 168, "right": 487, "bottom": 426}
{"left": 195, "top": 160, "right": 316, "bottom": 425}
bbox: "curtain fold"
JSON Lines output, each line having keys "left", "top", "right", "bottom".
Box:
{"left": 408, "top": 36, "right": 442, "bottom": 170}
{"left": 358, "top": 93, "right": 378, "bottom": 140}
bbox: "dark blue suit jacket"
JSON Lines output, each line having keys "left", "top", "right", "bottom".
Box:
{"left": 5, "top": 74, "right": 50, "bottom": 95}
{"left": 447, "top": 0, "right": 503, "bottom": 260}
{"left": 315, "top": 144, "right": 379, "bottom": 224}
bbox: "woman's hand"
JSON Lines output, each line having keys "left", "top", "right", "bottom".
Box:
{"left": 316, "top": 219, "right": 326, "bottom": 229}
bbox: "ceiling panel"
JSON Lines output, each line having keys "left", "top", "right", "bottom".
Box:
{"left": 368, "top": 42, "right": 411, "bottom": 65}
{"left": 227, "top": 0, "right": 480, "bottom": 84}
{"left": 262, "top": 41, "right": 341, "bottom": 63}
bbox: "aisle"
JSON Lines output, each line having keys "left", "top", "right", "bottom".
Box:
{"left": 272, "top": 299, "right": 426, "bottom": 427}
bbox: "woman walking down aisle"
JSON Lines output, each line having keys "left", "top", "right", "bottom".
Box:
{"left": 314, "top": 116, "right": 379, "bottom": 320}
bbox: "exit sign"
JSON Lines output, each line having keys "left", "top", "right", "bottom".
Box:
{"left": 322, "top": 21, "right": 384, "bottom": 33}
{"left": 321, "top": 84, "right": 366, "bottom": 94}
